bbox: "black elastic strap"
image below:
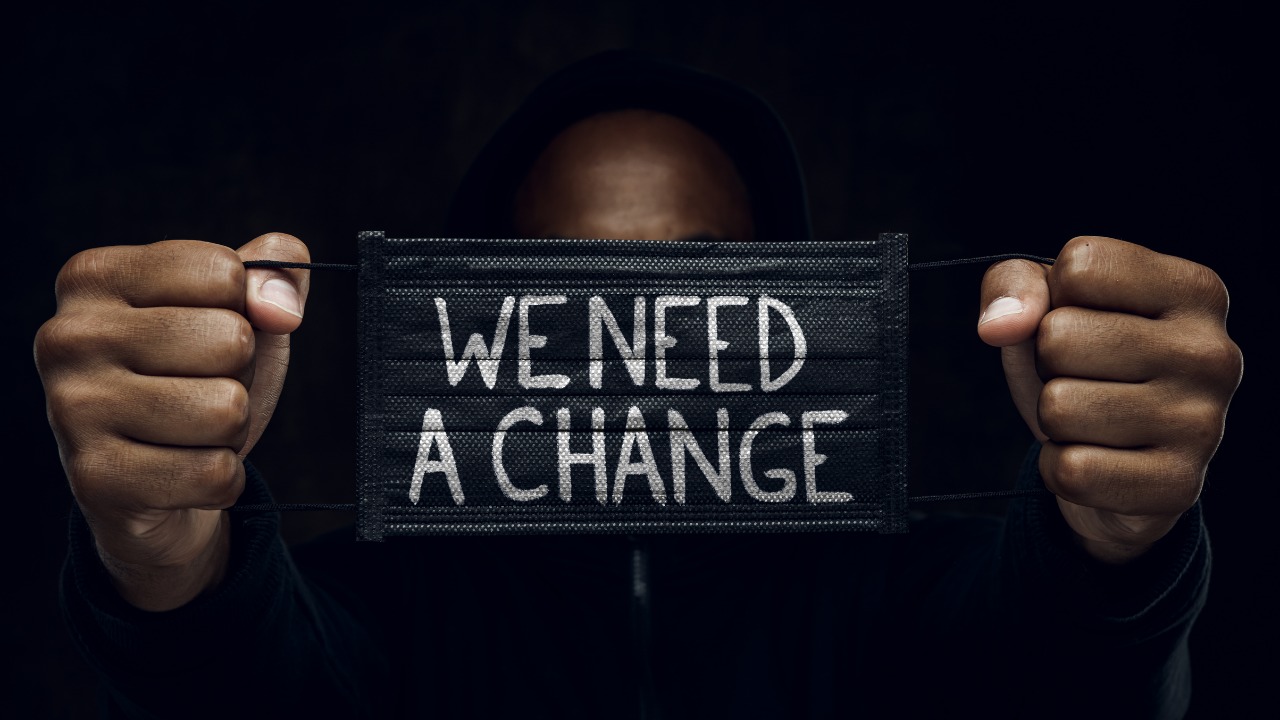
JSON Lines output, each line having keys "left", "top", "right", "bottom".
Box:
{"left": 227, "top": 486, "right": 1052, "bottom": 514}
{"left": 241, "top": 255, "right": 1056, "bottom": 273}
{"left": 908, "top": 252, "right": 1055, "bottom": 270}
{"left": 906, "top": 487, "right": 1048, "bottom": 503}
{"left": 229, "top": 251, "right": 1058, "bottom": 514}
{"left": 231, "top": 503, "right": 356, "bottom": 512}
{"left": 243, "top": 260, "right": 359, "bottom": 271}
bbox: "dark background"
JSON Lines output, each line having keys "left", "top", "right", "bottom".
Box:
{"left": 5, "top": 2, "right": 1273, "bottom": 716}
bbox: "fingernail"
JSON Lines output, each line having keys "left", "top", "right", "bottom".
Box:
{"left": 258, "top": 277, "right": 303, "bottom": 318}
{"left": 979, "top": 296, "right": 1024, "bottom": 324}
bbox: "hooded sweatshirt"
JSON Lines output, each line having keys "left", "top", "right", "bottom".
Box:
{"left": 444, "top": 50, "right": 810, "bottom": 245}
{"left": 61, "top": 51, "right": 1209, "bottom": 720}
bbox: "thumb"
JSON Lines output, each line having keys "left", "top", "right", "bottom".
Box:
{"left": 237, "top": 232, "right": 311, "bottom": 334}
{"left": 977, "top": 259, "right": 1052, "bottom": 443}
{"left": 234, "top": 232, "right": 311, "bottom": 457}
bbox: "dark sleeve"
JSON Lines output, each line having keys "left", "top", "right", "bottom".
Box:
{"left": 902, "top": 443, "right": 1209, "bottom": 720}
{"left": 59, "top": 462, "right": 392, "bottom": 719}
{"left": 1004, "top": 443, "right": 1209, "bottom": 718}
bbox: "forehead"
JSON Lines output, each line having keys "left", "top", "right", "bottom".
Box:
{"left": 514, "top": 109, "right": 755, "bottom": 241}
{"left": 538, "top": 109, "right": 726, "bottom": 160}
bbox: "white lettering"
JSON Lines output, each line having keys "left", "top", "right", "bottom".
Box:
{"left": 669, "top": 409, "right": 731, "bottom": 504}
{"left": 588, "top": 296, "right": 646, "bottom": 389}
{"left": 409, "top": 408, "right": 463, "bottom": 505}
{"left": 492, "top": 407, "right": 548, "bottom": 502}
{"left": 556, "top": 407, "right": 608, "bottom": 504}
{"left": 739, "top": 411, "right": 797, "bottom": 502}
{"left": 518, "top": 295, "right": 570, "bottom": 389}
{"left": 707, "top": 296, "right": 751, "bottom": 393}
{"left": 612, "top": 406, "right": 666, "bottom": 505}
{"left": 654, "top": 295, "right": 701, "bottom": 390}
{"left": 801, "top": 410, "right": 851, "bottom": 503}
{"left": 758, "top": 296, "right": 807, "bottom": 392}
{"left": 436, "top": 296, "right": 515, "bottom": 390}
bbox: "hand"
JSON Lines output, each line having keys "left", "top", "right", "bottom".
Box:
{"left": 34, "top": 233, "right": 310, "bottom": 609}
{"left": 977, "top": 237, "right": 1242, "bottom": 564}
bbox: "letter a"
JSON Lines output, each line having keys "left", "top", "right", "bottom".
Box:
{"left": 409, "top": 408, "right": 464, "bottom": 505}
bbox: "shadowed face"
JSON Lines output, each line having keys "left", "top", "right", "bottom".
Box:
{"left": 514, "top": 109, "right": 755, "bottom": 242}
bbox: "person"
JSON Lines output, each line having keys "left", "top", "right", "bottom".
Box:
{"left": 36, "top": 51, "right": 1241, "bottom": 718}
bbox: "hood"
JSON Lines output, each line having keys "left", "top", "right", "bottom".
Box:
{"left": 444, "top": 49, "right": 811, "bottom": 243}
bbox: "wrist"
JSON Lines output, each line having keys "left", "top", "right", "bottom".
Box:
{"left": 1070, "top": 533, "right": 1159, "bottom": 565}
{"left": 95, "top": 511, "right": 232, "bottom": 611}
{"left": 1056, "top": 497, "right": 1180, "bottom": 565}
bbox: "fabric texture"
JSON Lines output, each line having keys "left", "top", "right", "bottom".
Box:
{"left": 355, "top": 233, "right": 908, "bottom": 539}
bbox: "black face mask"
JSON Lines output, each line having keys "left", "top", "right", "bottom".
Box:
{"left": 239, "top": 233, "right": 1052, "bottom": 541}
{"left": 353, "top": 231, "right": 907, "bottom": 541}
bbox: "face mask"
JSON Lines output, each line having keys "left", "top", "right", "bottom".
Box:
{"left": 239, "top": 233, "right": 1052, "bottom": 541}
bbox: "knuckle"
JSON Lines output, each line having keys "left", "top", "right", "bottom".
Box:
{"left": 216, "top": 465, "right": 246, "bottom": 506}
{"left": 1036, "top": 307, "right": 1078, "bottom": 356}
{"left": 980, "top": 259, "right": 1013, "bottom": 285}
{"left": 34, "top": 314, "right": 90, "bottom": 368}
{"left": 1055, "top": 255, "right": 1088, "bottom": 289}
{"left": 1176, "top": 398, "right": 1228, "bottom": 449}
{"left": 1173, "top": 473, "right": 1204, "bottom": 510}
{"left": 45, "top": 375, "right": 109, "bottom": 427}
{"left": 191, "top": 449, "right": 227, "bottom": 485}
{"left": 209, "top": 309, "right": 256, "bottom": 369}
{"left": 1045, "top": 445, "right": 1093, "bottom": 500}
{"left": 198, "top": 450, "right": 243, "bottom": 504}
{"left": 1061, "top": 235, "right": 1101, "bottom": 262}
{"left": 1205, "top": 334, "right": 1241, "bottom": 376}
{"left": 232, "top": 314, "right": 256, "bottom": 365}
{"left": 194, "top": 244, "right": 246, "bottom": 297}
{"left": 204, "top": 243, "right": 244, "bottom": 276}
{"left": 257, "top": 232, "right": 311, "bottom": 262}
{"left": 1158, "top": 454, "right": 1205, "bottom": 510}
{"left": 1210, "top": 332, "right": 1240, "bottom": 378}
{"left": 1052, "top": 252, "right": 1088, "bottom": 293}
{"left": 1036, "top": 379, "right": 1073, "bottom": 438}
{"left": 210, "top": 379, "right": 251, "bottom": 440}
{"left": 1177, "top": 332, "right": 1243, "bottom": 384}
{"left": 1055, "top": 236, "right": 1119, "bottom": 288}
{"left": 65, "top": 442, "right": 127, "bottom": 502}
{"left": 55, "top": 247, "right": 116, "bottom": 301}
{"left": 1224, "top": 338, "right": 1244, "bottom": 386}
{"left": 1186, "top": 263, "right": 1230, "bottom": 316}
{"left": 64, "top": 448, "right": 96, "bottom": 487}
{"left": 1173, "top": 488, "right": 1202, "bottom": 513}
{"left": 151, "top": 240, "right": 244, "bottom": 301}
{"left": 43, "top": 378, "right": 83, "bottom": 418}
{"left": 981, "top": 259, "right": 1042, "bottom": 298}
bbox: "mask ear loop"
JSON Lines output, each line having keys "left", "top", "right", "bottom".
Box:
{"left": 234, "top": 260, "right": 361, "bottom": 512}
{"left": 230, "top": 252, "right": 1058, "bottom": 513}
{"left": 908, "top": 253, "right": 1055, "bottom": 270}
{"left": 903, "top": 252, "right": 1056, "bottom": 504}
{"left": 242, "top": 260, "right": 359, "bottom": 271}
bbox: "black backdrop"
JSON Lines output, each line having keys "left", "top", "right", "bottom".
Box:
{"left": 5, "top": 3, "right": 1274, "bottom": 717}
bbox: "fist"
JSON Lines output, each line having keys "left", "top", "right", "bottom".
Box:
{"left": 978, "top": 237, "right": 1242, "bottom": 564}
{"left": 34, "top": 233, "right": 310, "bottom": 608}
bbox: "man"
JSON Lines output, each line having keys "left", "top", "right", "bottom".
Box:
{"left": 37, "top": 51, "right": 1240, "bottom": 718}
